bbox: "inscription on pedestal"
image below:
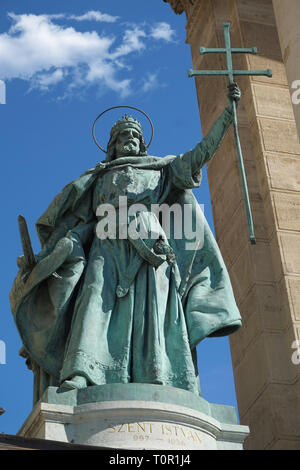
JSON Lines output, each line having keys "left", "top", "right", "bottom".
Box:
{"left": 107, "top": 421, "right": 203, "bottom": 449}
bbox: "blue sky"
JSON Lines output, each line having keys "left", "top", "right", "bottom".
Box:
{"left": 0, "top": 0, "right": 238, "bottom": 435}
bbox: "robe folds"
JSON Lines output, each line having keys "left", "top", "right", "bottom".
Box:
{"left": 10, "top": 153, "right": 241, "bottom": 397}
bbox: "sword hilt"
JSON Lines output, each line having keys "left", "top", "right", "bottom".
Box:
{"left": 18, "top": 215, "right": 36, "bottom": 270}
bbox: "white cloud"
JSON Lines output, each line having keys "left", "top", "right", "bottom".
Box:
{"left": 30, "top": 69, "right": 65, "bottom": 91}
{"left": 0, "top": 13, "right": 176, "bottom": 98}
{"left": 69, "top": 11, "right": 119, "bottom": 23}
{"left": 142, "top": 73, "right": 159, "bottom": 92}
{"left": 150, "top": 22, "right": 176, "bottom": 42}
{"left": 111, "top": 27, "right": 146, "bottom": 59}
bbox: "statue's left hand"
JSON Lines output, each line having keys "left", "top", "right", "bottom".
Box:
{"left": 17, "top": 255, "right": 34, "bottom": 282}
{"left": 227, "top": 82, "right": 241, "bottom": 107}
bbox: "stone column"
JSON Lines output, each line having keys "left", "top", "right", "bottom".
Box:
{"left": 164, "top": 0, "right": 300, "bottom": 450}
{"left": 272, "top": 0, "right": 300, "bottom": 139}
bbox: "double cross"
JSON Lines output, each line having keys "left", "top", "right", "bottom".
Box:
{"left": 188, "top": 22, "right": 272, "bottom": 245}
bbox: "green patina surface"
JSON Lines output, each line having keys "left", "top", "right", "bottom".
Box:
{"left": 10, "top": 89, "right": 242, "bottom": 404}
{"left": 41, "top": 384, "right": 238, "bottom": 425}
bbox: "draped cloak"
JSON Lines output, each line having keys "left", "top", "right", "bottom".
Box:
{"left": 10, "top": 152, "right": 241, "bottom": 398}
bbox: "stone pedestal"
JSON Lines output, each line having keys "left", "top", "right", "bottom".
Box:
{"left": 18, "top": 384, "right": 249, "bottom": 450}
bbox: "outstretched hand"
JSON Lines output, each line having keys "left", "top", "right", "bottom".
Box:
{"left": 227, "top": 83, "right": 241, "bottom": 108}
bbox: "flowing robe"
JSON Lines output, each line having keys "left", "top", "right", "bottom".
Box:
{"left": 10, "top": 108, "right": 241, "bottom": 399}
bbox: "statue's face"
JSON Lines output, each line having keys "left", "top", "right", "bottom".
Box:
{"left": 115, "top": 127, "right": 141, "bottom": 157}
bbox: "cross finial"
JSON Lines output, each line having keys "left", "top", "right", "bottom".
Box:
{"left": 188, "top": 22, "right": 272, "bottom": 244}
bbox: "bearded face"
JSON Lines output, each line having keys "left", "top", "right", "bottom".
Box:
{"left": 115, "top": 127, "right": 141, "bottom": 157}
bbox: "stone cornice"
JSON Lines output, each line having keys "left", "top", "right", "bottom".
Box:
{"left": 163, "top": 0, "right": 207, "bottom": 43}
{"left": 163, "top": 0, "right": 185, "bottom": 15}
{"left": 164, "top": 0, "right": 202, "bottom": 15}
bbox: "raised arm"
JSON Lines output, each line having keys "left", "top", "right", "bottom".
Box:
{"left": 187, "top": 83, "right": 241, "bottom": 173}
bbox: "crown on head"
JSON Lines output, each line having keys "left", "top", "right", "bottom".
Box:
{"left": 110, "top": 114, "right": 143, "bottom": 139}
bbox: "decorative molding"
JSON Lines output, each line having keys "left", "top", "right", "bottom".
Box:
{"left": 163, "top": 0, "right": 184, "bottom": 15}
{"left": 164, "top": 0, "right": 209, "bottom": 43}
{"left": 163, "top": 0, "right": 197, "bottom": 15}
